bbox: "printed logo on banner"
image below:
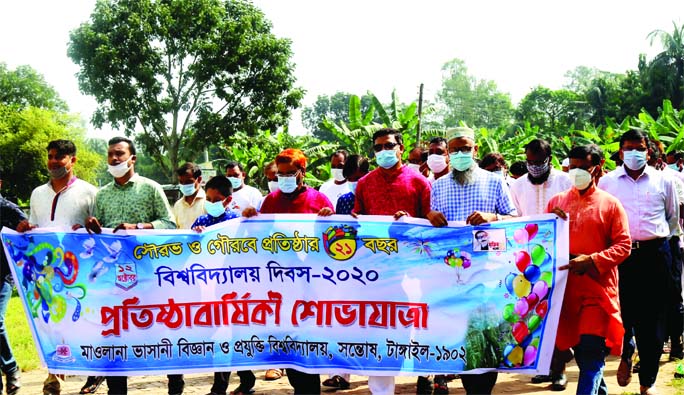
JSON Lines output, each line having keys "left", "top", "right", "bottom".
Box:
{"left": 115, "top": 262, "right": 138, "bottom": 290}
{"left": 322, "top": 225, "right": 358, "bottom": 261}
{"left": 53, "top": 344, "right": 75, "bottom": 362}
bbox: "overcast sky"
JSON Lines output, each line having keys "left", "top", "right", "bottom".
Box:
{"left": 1, "top": 0, "right": 681, "bottom": 138}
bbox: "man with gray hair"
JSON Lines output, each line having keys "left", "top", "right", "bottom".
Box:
{"left": 427, "top": 126, "right": 517, "bottom": 394}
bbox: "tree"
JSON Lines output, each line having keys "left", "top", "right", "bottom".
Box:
{"left": 437, "top": 58, "right": 513, "bottom": 129}
{"left": 515, "top": 86, "right": 589, "bottom": 137}
{"left": 0, "top": 63, "right": 67, "bottom": 111}
{"left": 68, "top": 0, "right": 304, "bottom": 179}
{"left": 301, "top": 92, "right": 374, "bottom": 140}
{"left": 648, "top": 21, "right": 684, "bottom": 108}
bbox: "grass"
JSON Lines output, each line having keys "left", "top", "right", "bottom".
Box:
{"left": 6, "top": 294, "right": 40, "bottom": 371}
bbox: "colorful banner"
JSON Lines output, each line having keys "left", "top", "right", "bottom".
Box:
{"left": 1, "top": 214, "right": 567, "bottom": 376}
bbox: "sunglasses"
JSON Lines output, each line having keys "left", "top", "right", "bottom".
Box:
{"left": 373, "top": 142, "right": 399, "bottom": 152}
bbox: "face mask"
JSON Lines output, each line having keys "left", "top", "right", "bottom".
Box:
{"left": 493, "top": 169, "right": 506, "bottom": 178}
{"left": 527, "top": 159, "right": 550, "bottom": 178}
{"left": 49, "top": 166, "right": 68, "bottom": 180}
{"left": 331, "top": 168, "right": 345, "bottom": 182}
{"left": 204, "top": 199, "right": 227, "bottom": 217}
{"left": 449, "top": 152, "right": 474, "bottom": 172}
{"left": 569, "top": 168, "right": 593, "bottom": 190}
{"left": 622, "top": 150, "right": 647, "bottom": 171}
{"left": 407, "top": 163, "right": 421, "bottom": 173}
{"left": 427, "top": 154, "right": 448, "bottom": 173}
{"left": 107, "top": 161, "right": 130, "bottom": 178}
{"left": 179, "top": 183, "right": 197, "bottom": 197}
{"left": 278, "top": 174, "right": 299, "bottom": 193}
{"left": 375, "top": 149, "right": 399, "bottom": 169}
{"left": 227, "top": 177, "right": 242, "bottom": 190}
{"left": 669, "top": 163, "right": 680, "bottom": 171}
{"left": 268, "top": 181, "right": 279, "bottom": 193}
{"left": 348, "top": 181, "right": 358, "bottom": 194}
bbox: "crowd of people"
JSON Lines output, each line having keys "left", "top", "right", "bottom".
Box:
{"left": 0, "top": 125, "right": 683, "bottom": 395}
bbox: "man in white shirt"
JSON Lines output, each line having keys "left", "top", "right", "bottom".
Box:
{"left": 510, "top": 139, "right": 572, "bottom": 217}
{"left": 224, "top": 161, "right": 263, "bottom": 213}
{"left": 318, "top": 150, "right": 350, "bottom": 208}
{"left": 172, "top": 163, "right": 206, "bottom": 229}
{"left": 16, "top": 140, "right": 102, "bottom": 395}
{"left": 598, "top": 128, "right": 679, "bottom": 395}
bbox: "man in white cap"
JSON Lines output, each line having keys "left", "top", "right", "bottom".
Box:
{"left": 427, "top": 126, "right": 517, "bottom": 394}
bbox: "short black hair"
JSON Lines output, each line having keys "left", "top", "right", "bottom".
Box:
{"left": 342, "top": 154, "right": 370, "bottom": 178}
{"left": 331, "top": 149, "right": 349, "bottom": 161}
{"left": 670, "top": 151, "right": 684, "bottom": 161}
{"left": 509, "top": 161, "right": 528, "bottom": 177}
{"left": 205, "top": 175, "right": 233, "bottom": 197}
{"left": 108, "top": 136, "right": 136, "bottom": 155}
{"left": 224, "top": 160, "right": 244, "bottom": 173}
{"left": 648, "top": 139, "right": 661, "bottom": 161}
{"left": 568, "top": 144, "right": 603, "bottom": 166}
{"left": 372, "top": 128, "right": 403, "bottom": 145}
{"left": 524, "top": 139, "right": 552, "bottom": 157}
{"left": 176, "top": 162, "right": 201, "bottom": 178}
{"left": 619, "top": 128, "right": 648, "bottom": 148}
{"left": 475, "top": 230, "right": 488, "bottom": 238}
{"left": 47, "top": 140, "right": 77, "bottom": 156}
{"left": 479, "top": 153, "right": 506, "bottom": 169}
{"left": 429, "top": 137, "right": 447, "bottom": 146}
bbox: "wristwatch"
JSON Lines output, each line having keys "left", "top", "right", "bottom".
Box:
{"left": 136, "top": 223, "right": 146, "bottom": 229}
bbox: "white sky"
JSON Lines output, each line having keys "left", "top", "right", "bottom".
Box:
{"left": 0, "top": 0, "right": 682, "bottom": 138}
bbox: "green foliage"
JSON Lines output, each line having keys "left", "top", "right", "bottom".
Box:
{"left": 515, "top": 86, "right": 590, "bottom": 137}
{"left": 68, "top": 0, "right": 304, "bottom": 179}
{"left": 7, "top": 295, "right": 40, "bottom": 371}
{"left": 0, "top": 105, "right": 102, "bottom": 201}
{"left": 647, "top": 21, "right": 684, "bottom": 108}
{"left": 0, "top": 63, "right": 67, "bottom": 111}
{"left": 464, "top": 304, "right": 506, "bottom": 369}
{"left": 301, "top": 92, "right": 376, "bottom": 140}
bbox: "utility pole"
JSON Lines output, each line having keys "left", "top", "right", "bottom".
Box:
{"left": 416, "top": 83, "right": 424, "bottom": 148}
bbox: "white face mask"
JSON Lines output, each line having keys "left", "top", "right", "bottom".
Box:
{"left": 268, "top": 181, "right": 279, "bottom": 193}
{"left": 331, "top": 168, "right": 345, "bottom": 182}
{"left": 569, "top": 168, "right": 593, "bottom": 190}
{"left": 407, "top": 163, "right": 421, "bottom": 173}
{"left": 107, "top": 161, "right": 130, "bottom": 178}
{"left": 427, "top": 154, "right": 448, "bottom": 173}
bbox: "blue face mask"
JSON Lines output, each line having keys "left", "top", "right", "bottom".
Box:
{"left": 179, "top": 183, "right": 197, "bottom": 197}
{"left": 204, "top": 199, "right": 227, "bottom": 217}
{"left": 348, "top": 181, "right": 358, "bottom": 194}
{"left": 375, "top": 149, "right": 399, "bottom": 169}
{"left": 668, "top": 163, "right": 680, "bottom": 171}
{"left": 227, "top": 177, "right": 242, "bottom": 190}
{"left": 623, "top": 150, "right": 647, "bottom": 171}
{"left": 449, "top": 152, "right": 474, "bottom": 172}
{"left": 278, "top": 174, "right": 299, "bottom": 193}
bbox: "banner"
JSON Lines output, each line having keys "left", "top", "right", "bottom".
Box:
{"left": 1, "top": 214, "right": 567, "bottom": 376}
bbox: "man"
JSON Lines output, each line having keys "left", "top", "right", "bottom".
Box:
{"left": 352, "top": 128, "right": 431, "bottom": 395}
{"left": 598, "top": 128, "right": 679, "bottom": 395}
{"left": 666, "top": 151, "right": 684, "bottom": 172}
{"left": 426, "top": 137, "right": 450, "bottom": 181}
{"left": 84, "top": 137, "right": 176, "bottom": 395}
{"left": 547, "top": 144, "right": 632, "bottom": 395}
{"left": 428, "top": 126, "right": 517, "bottom": 395}
{"left": 318, "top": 150, "right": 349, "bottom": 208}
{"left": 509, "top": 161, "right": 527, "bottom": 180}
{"left": 509, "top": 138, "right": 572, "bottom": 389}
{"left": 0, "top": 169, "right": 26, "bottom": 395}
{"left": 474, "top": 230, "right": 489, "bottom": 251}
{"left": 15, "top": 140, "right": 101, "bottom": 395}
{"left": 407, "top": 147, "right": 429, "bottom": 178}
{"left": 224, "top": 161, "right": 263, "bottom": 213}
{"left": 172, "top": 163, "right": 206, "bottom": 229}
{"left": 264, "top": 161, "right": 279, "bottom": 194}
{"left": 510, "top": 139, "right": 572, "bottom": 218}
{"left": 479, "top": 153, "right": 507, "bottom": 178}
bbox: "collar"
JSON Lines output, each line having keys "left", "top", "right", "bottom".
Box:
{"left": 183, "top": 187, "right": 206, "bottom": 206}
{"left": 49, "top": 176, "right": 78, "bottom": 193}
{"left": 113, "top": 173, "right": 140, "bottom": 189}
{"left": 572, "top": 183, "right": 597, "bottom": 197}
{"left": 615, "top": 164, "right": 653, "bottom": 180}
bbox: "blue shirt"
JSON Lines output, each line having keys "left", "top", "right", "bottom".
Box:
{"left": 191, "top": 209, "right": 239, "bottom": 228}
{"left": 431, "top": 167, "right": 517, "bottom": 221}
{"left": 335, "top": 192, "right": 355, "bottom": 215}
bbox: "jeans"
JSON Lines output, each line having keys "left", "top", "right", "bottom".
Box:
{"left": 167, "top": 374, "right": 184, "bottom": 394}
{"left": 574, "top": 335, "right": 609, "bottom": 395}
{"left": 0, "top": 278, "right": 18, "bottom": 375}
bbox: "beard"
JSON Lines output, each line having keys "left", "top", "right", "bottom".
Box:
{"left": 527, "top": 169, "right": 551, "bottom": 185}
{"left": 452, "top": 166, "right": 476, "bottom": 185}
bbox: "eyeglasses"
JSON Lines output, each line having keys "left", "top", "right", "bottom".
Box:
{"left": 373, "top": 142, "right": 399, "bottom": 152}
{"left": 276, "top": 170, "right": 300, "bottom": 178}
{"left": 448, "top": 146, "right": 473, "bottom": 154}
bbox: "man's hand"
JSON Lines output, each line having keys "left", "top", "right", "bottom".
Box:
{"left": 393, "top": 210, "right": 410, "bottom": 220}
{"left": 317, "top": 207, "right": 334, "bottom": 216}
{"left": 466, "top": 211, "right": 496, "bottom": 225}
{"left": 192, "top": 225, "right": 206, "bottom": 233}
{"left": 84, "top": 216, "right": 103, "bottom": 234}
{"left": 549, "top": 206, "right": 568, "bottom": 220}
{"left": 15, "top": 220, "right": 36, "bottom": 233}
{"left": 427, "top": 210, "right": 447, "bottom": 227}
{"left": 71, "top": 224, "right": 83, "bottom": 231}
{"left": 350, "top": 211, "right": 359, "bottom": 219}
{"left": 559, "top": 254, "right": 595, "bottom": 275}
{"left": 113, "top": 223, "right": 137, "bottom": 233}
{"left": 242, "top": 207, "right": 258, "bottom": 218}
